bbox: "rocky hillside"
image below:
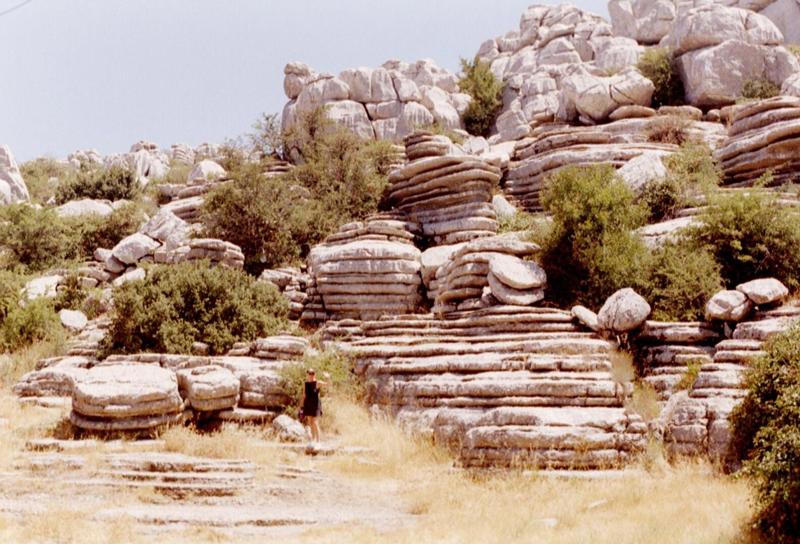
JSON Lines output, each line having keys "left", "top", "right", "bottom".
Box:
{"left": 2, "top": 1, "right": 800, "bottom": 486}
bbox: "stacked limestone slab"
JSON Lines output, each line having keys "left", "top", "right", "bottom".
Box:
{"left": 14, "top": 334, "right": 311, "bottom": 432}
{"left": 323, "top": 306, "right": 647, "bottom": 469}
{"left": 635, "top": 322, "right": 720, "bottom": 401}
{"left": 663, "top": 282, "right": 799, "bottom": 459}
{"left": 504, "top": 120, "right": 679, "bottom": 211}
{"left": 304, "top": 215, "right": 422, "bottom": 322}
{"left": 387, "top": 131, "right": 501, "bottom": 245}
{"left": 259, "top": 267, "right": 311, "bottom": 320}
{"left": 715, "top": 96, "right": 800, "bottom": 186}
{"left": 70, "top": 364, "right": 185, "bottom": 432}
{"left": 428, "top": 235, "right": 545, "bottom": 314}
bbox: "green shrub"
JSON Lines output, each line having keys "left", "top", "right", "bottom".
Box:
{"left": 691, "top": 189, "right": 800, "bottom": 289}
{"left": 105, "top": 261, "right": 290, "bottom": 355}
{"left": 249, "top": 112, "right": 284, "bottom": 160}
{"left": 70, "top": 201, "right": 147, "bottom": 255}
{"left": 459, "top": 56, "right": 504, "bottom": 137}
{"left": 19, "top": 158, "right": 74, "bottom": 204}
{"left": 0, "top": 204, "right": 80, "bottom": 272}
{"left": 739, "top": 79, "right": 780, "bottom": 102}
{"left": 55, "top": 165, "right": 140, "bottom": 204}
{"left": 0, "top": 270, "right": 23, "bottom": 324}
{"left": 730, "top": 326, "right": 800, "bottom": 542}
{"left": 0, "top": 298, "right": 63, "bottom": 353}
{"left": 278, "top": 349, "right": 361, "bottom": 411}
{"left": 642, "top": 241, "right": 722, "bottom": 321}
{"left": 640, "top": 143, "right": 720, "bottom": 222}
{"left": 52, "top": 274, "right": 88, "bottom": 312}
{"left": 637, "top": 48, "right": 684, "bottom": 107}
{"left": 539, "top": 165, "right": 649, "bottom": 308}
{"left": 497, "top": 210, "right": 541, "bottom": 234}
{"left": 202, "top": 164, "right": 311, "bottom": 272}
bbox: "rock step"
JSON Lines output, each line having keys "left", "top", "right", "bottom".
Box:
{"left": 359, "top": 353, "right": 611, "bottom": 376}
{"left": 100, "top": 469, "right": 254, "bottom": 486}
{"left": 459, "top": 446, "right": 640, "bottom": 469}
{"left": 105, "top": 453, "right": 256, "bottom": 473}
{"left": 342, "top": 337, "right": 610, "bottom": 359}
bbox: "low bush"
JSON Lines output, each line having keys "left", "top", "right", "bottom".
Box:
{"left": 0, "top": 298, "right": 63, "bottom": 353}
{"left": 0, "top": 204, "right": 79, "bottom": 272}
{"left": 105, "top": 261, "right": 290, "bottom": 355}
{"left": 70, "top": 201, "right": 147, "bottom": 256}
{"left": 675, "top": 359, "right": 702, "bottom": 391}
{"left": 54, "top": 165, "right": 140, "bottom": 205}
{"left": 539, "top": 165, "right": 649, "bottom": 308}
{"left": 496, "top": 210, "right": 541, "bottom": 234}
{"left": 788, "top": 44, "right": 800, "bottom": 60}
{"left": 19, "top": 158, "right": 74, "bottom": 204}
{"left": 690, "top": 188, "right": 800, "bottom": 289}
{"left": 417, "top": 121, "right": 465, "bottom": 145}
{"left": 279, "top": 349, "right": 361, "bottom": 410}
{"left": 642, "top": 241, "right": 722, "bottom": 321}
{"left": 637, "top": 48, "right": 684, "bottom": 107}
{"left": 730, "top": 326, "right": 800, "bottom": 542}
{"left": 646, "top": 115, "right": 690, "bottom": 145}
{"left": 739, "top": 79, "right": 780, "bottom": 102}
{"left": 52, "top": 275, "right": 88, "bottom": 313}
{"left": 459, "top": 56, "right": 504, "bottom": 137}
{"left": 641, "top": 143, "right": 720, "bottom": 222}
{"left": 202, "top": 164, "right": 312, "bottom": 272}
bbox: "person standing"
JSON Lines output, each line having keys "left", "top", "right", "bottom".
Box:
{"left": 301, "top": 369, "right": 326, "bottom": 444}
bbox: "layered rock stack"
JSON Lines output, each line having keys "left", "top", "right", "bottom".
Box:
{"left": 70, "top": 363, "right": 185, "bottom": 432}
{"left": 259, "top": 267, "right": 311, "bottom": 320}
{"left": 323, "top": 306, "right": 647, "bottom": 468}
{"left": 427, "top": 235, "right": 545, "bottom": 314}
{"left": 664, "top": 279, "right": 799, "bottom": 459}
{"left": 715, "top": 96, "right": 800, "bottom": 186}
{"left": 14, "top": 334, "right": 312, "bottom": 430}
{"left": 386, "top": 131, "right": 501, "bottom": 245}
{"left": 305, "top": 216, "right": 422, "bottom": 321}
{"left": 504, "top": 120, "right": 678, "bottom": 211}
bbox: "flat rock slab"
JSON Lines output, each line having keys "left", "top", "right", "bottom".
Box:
{"left": 489, "top": 254, "right": 547, "bottom": 290}
{"left": 736, "top": 278, "right": 789, "bottom": 306}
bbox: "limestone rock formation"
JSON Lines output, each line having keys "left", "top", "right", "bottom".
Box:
{"left": 705, "top": 290, "right": 753, "bottom": 321}
{"left": 609, "top": 0, "right": 676, "bottom": 44}
{"left": 715, "top": 96, "right": 800, "bottom": 186}
{"left": 597, "top": 288, "right": 651, "bottom": 333}
{"left": 387, "top": 131, "right": 501, "bottom": 245}
{"left": 281, "top": 59, "right": 467, "bottom": 142}
{"left": 736, "top": 277, "right": 789, "bottom": 305}
{"left": 0, "top": 144, "right": 30, "bottom": 205}
{"left": 177, "top": 365, "right": 240, "bottom": 411}
{"left": 70, "top": 364, "right": 185, "bottom": 431}
{"left": 664, "top": 5, "right": 800, "bottom": 107}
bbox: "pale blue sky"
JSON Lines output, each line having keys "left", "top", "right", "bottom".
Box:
{"left": 0, "top": 0, "right": 607, "bottom": 161}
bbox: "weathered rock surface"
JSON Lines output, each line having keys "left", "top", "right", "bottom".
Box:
{"left": 736, "top": 277, "right": 789, "bottom": 305}
{"left": 0, "top": 144, "right": 30, "bottom": 205}
{"left": 706, "top": 290, "right": 753, "bottom": 322}
{"left": 597, "top": 288, "right": 651, "bottom": 333}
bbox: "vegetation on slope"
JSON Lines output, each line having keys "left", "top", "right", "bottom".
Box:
{"left": 458, "top": 56, "right": 504, "bottom": 137}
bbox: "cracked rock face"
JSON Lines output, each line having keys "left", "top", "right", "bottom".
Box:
{"left": 597, "top": 288, "right": 651, "bottom": 332}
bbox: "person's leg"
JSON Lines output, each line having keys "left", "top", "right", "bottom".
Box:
{"left": 308, "top": 416, "right": 319, "bottom": 442}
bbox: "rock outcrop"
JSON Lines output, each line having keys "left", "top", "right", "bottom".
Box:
{"left": 281, "top": 60, "right": 469, "bottom": 143}
{"left": 0, "top": 144, "right": 30, "bottom": 205}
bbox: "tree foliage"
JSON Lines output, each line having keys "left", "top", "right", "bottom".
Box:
{"left": 459, "top": 56, "right": 504, "bottom": 137}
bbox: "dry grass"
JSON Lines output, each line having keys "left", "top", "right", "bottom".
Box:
{"left": 626, "top": 382, "right": 662, "bottom": 422}
{"left": 0, "top": 388, "right": 67, "bottom": 469}
{"left": 0, "top": 338, "right": 65, "bottom": 387}
{"left": 320, "top": 397, "right": 451, "bottom": 479}
{"left": 299, "top": 398, "right": 753, "bottom": 544}
{"left": 646, "top": 115, "right": 691, "bottom": 145}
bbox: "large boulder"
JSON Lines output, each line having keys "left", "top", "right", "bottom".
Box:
{"left": 760, "top": 0, "right": 800, "bottom": 44}
{"left": 560, "top": 67, "right": 655, "bottom": 123}
{"left": 736, "top": 278, "right": 789, "bottom": 306}
{"left": 705, "top": 290, "right": 753, "bottom": 322}
{"left": 55, "top": 199, "right": 115, "bottom": 218}
{"left": 325, "top": 100, "right": 375, "bottom": 140}
{"left": 111, "top": 233, "right": 160, "bottom": 265}
{"left": 488, "top": 254, "right": 546, "bottom": 290}
{"left": 617, "top": 152, "right": 668, "bottom": 192}
{"left": 272, "top": 414, "right": 307, "bottom": 442}
{"left": 0, "top": 144, "right": 30, "bottom": 205}
{"left": 187, "top": 160, "right": 226, "bottom": 184}
{"left": 597, "top": 288, "right": 651, "bottom": 333}
{"left": 609, "top": 0, "right": 676, "bottom": 44}
{"left": 177, "top": 365, "right": 240, "bottom": 411}
{"left": 663, "top": 5, "right": 783, "bottom": 57}
{"left": 70, "top": 364, "right": 184, "bottom": 431}
{"left": 677, "top": 40, "right": 800, "bottom": 107}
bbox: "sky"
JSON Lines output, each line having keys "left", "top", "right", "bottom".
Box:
{"left": 0, "top": 0, "right": 608, "bottom": 161}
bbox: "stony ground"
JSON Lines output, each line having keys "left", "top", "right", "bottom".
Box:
{"left": 0, "top": 393, "right": 754, "bottom": 544}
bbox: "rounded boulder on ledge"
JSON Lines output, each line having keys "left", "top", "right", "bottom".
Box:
{"left": 597, "top": 288, "right": 651, "bottom": 333}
